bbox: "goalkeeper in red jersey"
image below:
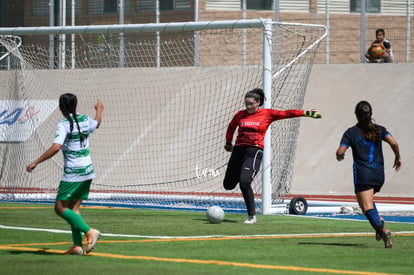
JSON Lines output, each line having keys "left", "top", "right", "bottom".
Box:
{"left": 223, "top": 88, "right": 321, "bottom": 224}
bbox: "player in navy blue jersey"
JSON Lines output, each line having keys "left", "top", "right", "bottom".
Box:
{"left": 336, "top": 101, "right": 401, "bottom": 248}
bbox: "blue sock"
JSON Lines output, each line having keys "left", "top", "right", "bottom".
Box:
{"left": 365, "top": 208, "right": 384, "bottom": 234}
{"left": 373, "top": 202, "right": 384, "bottom": 223}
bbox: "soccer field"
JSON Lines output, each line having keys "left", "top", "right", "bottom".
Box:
{"left": 1, "top": 202, "right": 414, "bottom": 275}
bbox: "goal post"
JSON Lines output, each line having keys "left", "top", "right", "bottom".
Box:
{"left": 262, "top": 19, "right": 273, "bottom": 214}
{"left": 0, "top": 19, "right": 327, "bottom": 214}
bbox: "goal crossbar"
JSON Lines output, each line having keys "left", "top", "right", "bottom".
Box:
{"left": 0, "top": 19, "right": 271, "bottom": 36}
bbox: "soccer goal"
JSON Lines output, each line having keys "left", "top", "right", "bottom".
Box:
{"left": 0, "top": 19, "right": 327, "bottom": 214}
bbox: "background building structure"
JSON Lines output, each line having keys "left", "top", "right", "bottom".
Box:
{"left": 0, "top": 0, "right": 413, "bottom": 63}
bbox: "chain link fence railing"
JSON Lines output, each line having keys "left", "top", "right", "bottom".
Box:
{"left": 1, "top": 0, "right": 413, "bottom": 65}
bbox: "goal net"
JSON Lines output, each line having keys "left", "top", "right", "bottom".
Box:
{"left": 0, "top": 19, "right": 326, "bottom": 213}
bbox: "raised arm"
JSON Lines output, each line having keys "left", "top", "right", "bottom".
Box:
{"left": 271, "top": 109, "right": 322, "bottom": 120}
{"left": 94, "top": 99, "right": 104, "bottom": 128}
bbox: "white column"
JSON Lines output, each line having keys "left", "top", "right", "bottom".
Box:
{"left": 156, "top": 0, "right": 160, "bottom": 67}
{"left": 71, "top": 0, "right": 75, "bottom": 69}
{"left": 360, "top": 0, "right": 366, "bottom": 63}
{"left": 119, "top": 0, "right": 125, "bottom": 67}
{"left": 49, "top": 0, "right": 54, "bottom": 69}
{"left": 59, "top": 0, "right": 66, "bottom": 69}
{"left": 261, "top": 19, "right": 273, "bottom": 215}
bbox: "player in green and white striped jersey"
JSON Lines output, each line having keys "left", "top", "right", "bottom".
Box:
{"left": 56, "top": 112, "right": 97, "bottom": 182}
{"left": 27, "top": 93, "right": 104, "bottom": 255}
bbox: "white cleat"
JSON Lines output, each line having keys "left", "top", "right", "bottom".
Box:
{"left": 63, "top": 245, "right": 84, "bottom": 256}
{"left": 85, "top": 229, "right": 101, "bottom": 254}
{"left": 244, "top": 216, "right": 256, "bottom": 224}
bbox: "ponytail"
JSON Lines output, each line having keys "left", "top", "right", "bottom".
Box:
{"left": 355, "top": 101, "right": 379, "bottom": 141}
{"left": 59, "top": 93, "right": 85, "bottom": 147}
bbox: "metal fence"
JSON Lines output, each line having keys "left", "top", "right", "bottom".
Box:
{"left": 1, "top": 0, "right": 413, "bottom": 64}
{"left": 275, "top": 0, "right": 413, "bottom": 64}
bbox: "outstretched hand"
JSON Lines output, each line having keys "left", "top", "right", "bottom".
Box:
{"left": 304, "top": 109, "right": 322, "bottom": 119}
{"left": 94, "top": 99, "right": 104, "bottom": 128}
{"left": 26, "top": 163, "right": 37, "bottom": 172}
{"left": 95, "top": 99, "right": 104, "bottom": 112}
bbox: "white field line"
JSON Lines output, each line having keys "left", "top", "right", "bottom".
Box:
{"left": 1, "top": 224, "right": 414, "bottom": 239}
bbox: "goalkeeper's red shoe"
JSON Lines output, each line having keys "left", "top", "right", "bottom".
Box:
{"left": 63, "top": 245, "right": 84, "bottom": 255}
{"left": 85, "top": 228, "right": 101, "bottom": 254}
{"left": 381, "top": 229, "right": 392, "bottom": 249}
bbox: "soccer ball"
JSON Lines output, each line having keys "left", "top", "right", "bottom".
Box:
{"left": 369, "top": 44, "right": 385, "bottom": 58}
{"left": 206, "top": 206, "right": 225, "bottom": 224}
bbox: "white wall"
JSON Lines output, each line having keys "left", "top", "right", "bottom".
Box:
{"left": 292, "top": 63, "right": 414, "bottom": 198}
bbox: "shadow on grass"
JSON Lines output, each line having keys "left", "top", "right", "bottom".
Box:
{"left": 8, "top": 249, "right": 61, "bottom": 255}
{"left": 298, "top": 242, "right": 365, "bottom": 248}
{"left": 193, "top": 218, "right": 239, "bottom": 223}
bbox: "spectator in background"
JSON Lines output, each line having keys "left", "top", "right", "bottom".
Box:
{"left": 366, "top": 28, "right": 393, "bottom": 63}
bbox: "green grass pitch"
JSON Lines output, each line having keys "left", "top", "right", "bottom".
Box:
{"left": 1, "top": 202, "right": 414, "bottom": 275}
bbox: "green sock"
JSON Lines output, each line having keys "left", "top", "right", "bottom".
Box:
{"left": 61, "top": 209, "right": 91, "bottom": 233}
{"left": 71, "top": 225, "right": 83, "bottom": 246}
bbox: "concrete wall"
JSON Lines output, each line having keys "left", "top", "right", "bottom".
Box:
{"left": 1, "top": 63, "right": 412, "bottom": 199}
{"left": 292, "top": 63, "right": 414, "bottom": 198}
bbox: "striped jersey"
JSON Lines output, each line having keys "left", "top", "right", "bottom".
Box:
{"left": 226, "top": 109, "right": 304, "bottom": 149}
{"left": 54, "top": 113, "right": 98, "bottom": 182}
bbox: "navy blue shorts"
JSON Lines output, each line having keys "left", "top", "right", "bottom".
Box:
{"left": 353, "top": 163, "right": 384, "bottom": 193}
